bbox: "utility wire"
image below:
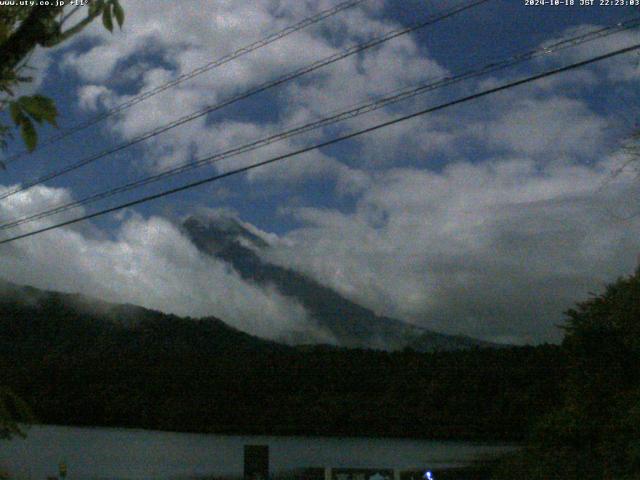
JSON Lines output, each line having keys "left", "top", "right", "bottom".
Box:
{"left": 1, "top": 17, "right": 638, "bottom": 231}
{"left": 1, "top": 42, "right": 639, "bottom": 246}
{"left": 2, "top": 0, "right": 368, "bottom": 165}
{"left": 0, "top": 0, "right": 490, "bottom": 202}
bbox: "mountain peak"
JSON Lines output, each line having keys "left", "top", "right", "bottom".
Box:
{"left": 183, "top": 214, "right": 269, "bottom": 253}
{"left": 182, "top": 215, "right": 499, "bottom": 352}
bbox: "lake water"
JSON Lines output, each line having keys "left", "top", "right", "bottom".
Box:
{"left": 0, "top": 425, "right": 515, "bottom": 479}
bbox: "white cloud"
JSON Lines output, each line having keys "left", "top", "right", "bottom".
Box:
{"left": 475, "top": 95, "right": 608, "bottom": 160}
{"left": 58, "top": 0, "right": 449, "bottom": 182}
{"left": 263, "top": 156, "right": 640, "bottom": 344}
{"left": 0, "top": 185, "right": 326, "bottom": 343}
{"left": 78, "top": 85, "right": 113, "bottom": 112}
{"left": 535, "top": 24, "right": 640, "bottom": 84}
{"left": 7, "top": 4, "right": 640, "bottom": 348}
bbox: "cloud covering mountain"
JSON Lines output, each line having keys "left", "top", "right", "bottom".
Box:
{"left": 182, "top": 212, "right": 494, "bottom": 349}
{"left": 1, "top": 1, "right": 640, "bottom": 344}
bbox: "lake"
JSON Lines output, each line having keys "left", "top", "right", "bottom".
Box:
{"left": 0, "top": 425, "right": 515, "bottom": 479}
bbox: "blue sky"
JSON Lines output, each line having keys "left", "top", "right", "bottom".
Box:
{"left": 1, "top": 0, "right": 640, "bottom": 344}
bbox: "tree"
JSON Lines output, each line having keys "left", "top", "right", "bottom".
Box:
{"left": 0, "top": 1, "right": 124, "bottom": 162}
{"left": 495, "top": 268, "right": 640, "bottom": 479}
{"left": 558, "top": 268, "right": 640, "bottom": 478}
{"left": 0, "top": 1, "right": 125, "bottom": 441}
{"left": 0, "top": 386, "right": 33, "bottom": 439}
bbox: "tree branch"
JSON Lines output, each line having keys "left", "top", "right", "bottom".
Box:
{"left": 0, "top": 6, "right": 64, "bottom": 75}
{"left": 49, "top": 8, "right": 104, "bottom": 46}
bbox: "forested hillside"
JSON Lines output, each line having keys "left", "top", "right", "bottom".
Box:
{"left": 0, "top": 281, "right": 564, "bottom": 441}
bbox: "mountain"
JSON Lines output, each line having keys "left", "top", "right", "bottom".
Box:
{"left": 0, "top": 279, "right": 288, "bottom": 357}
{"left": 0, "top": 279, "right": 565, "bottom": 440}
{"left": 182, "top": 214, "right": 496, "bottom": 351}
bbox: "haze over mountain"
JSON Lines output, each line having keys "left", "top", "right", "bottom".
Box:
{"left": 0, "top": 278, "right": 287, "bottom": 355}
{"left": 0, "top": 277, "right": 563, "bottom": 440}
{"left": 181, "top": 213, "right": 495, "bottom": 351}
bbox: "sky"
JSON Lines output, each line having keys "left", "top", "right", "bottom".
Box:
{"left": 1, "top": 0, "right": 640, "bottom": 345}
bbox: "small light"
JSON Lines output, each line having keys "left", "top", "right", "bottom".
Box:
{"left": 423, "top": 471, "right": 434, "bottom": 480}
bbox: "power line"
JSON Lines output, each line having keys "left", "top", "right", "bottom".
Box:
{"left": 2, "top": 0, "right": 369, "bottom": 165}
{"left": 1, "top": 42, "right": 638, "bottom": 246}
{"left": 0, "top": 0, "right": 490, "bottom": 202}
{"left": 2, "top": 17, "right": 638, "bottom": 232}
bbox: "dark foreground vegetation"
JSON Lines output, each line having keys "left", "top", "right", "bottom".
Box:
{"left": 0, "top": 281, "right": 563, "bottom": 441}
{"left": 493, "top": 268, "right": 640, "bottom": 479}
{"left": 1, "top": 268, "right": 639, "bottom": 479}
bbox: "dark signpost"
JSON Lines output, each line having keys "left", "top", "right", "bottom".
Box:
{"left": 244, "top": 445, "right": 269, "bottom": 480}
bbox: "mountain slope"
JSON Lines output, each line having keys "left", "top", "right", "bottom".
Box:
{"left": 0, "top": 279, "right": 288, "bottom": 357}
{"left": 182, "top": 215, "right": 495, "bottom": 351}
{"left": 0, "top": 280, "right": 564, "bottom": 440}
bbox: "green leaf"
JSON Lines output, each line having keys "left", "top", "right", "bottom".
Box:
{"left": 18, "top": 97, "right": 42, "bottom": 124}
{"left": 17, "top": 95, "right": 58, "bottom": 127}
{"left": 102, "top": 4, "right": 113, "bottom": 32}
{"left": 19, "top": 117, "right": 37, "bottom": 152}
{"left": 0, "top": 387, "right": 33, "bottom": 439}
{"left": 0, "top": 22, "right": 10, "bottom": 43}
{"left": 112, "top": 0, "right": 124, "bottom": 28}
{"left": 8, "top": 102, "right": 22, "bottom": 125}
{"left": 89, "top": 0, "right": 105, "bottom": 17}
